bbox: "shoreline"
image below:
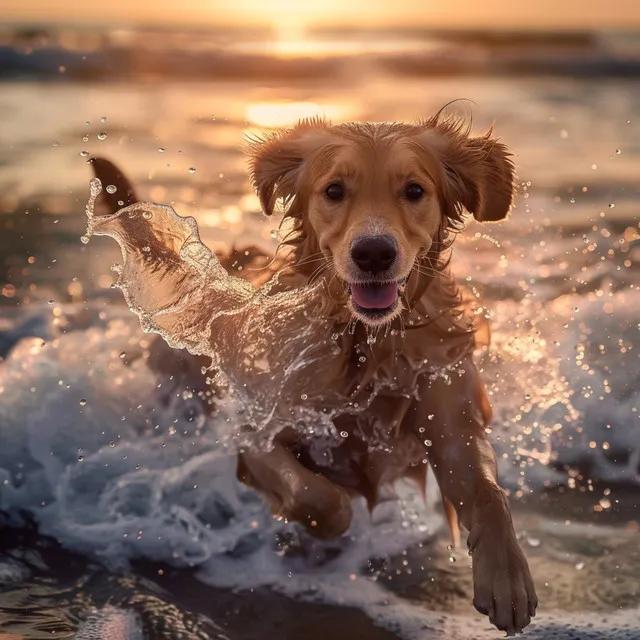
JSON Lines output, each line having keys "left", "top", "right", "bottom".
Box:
{"left": 1, "top": 493, "right": 639, "bottom": 639}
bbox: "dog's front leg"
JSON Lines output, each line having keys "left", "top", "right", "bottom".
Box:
{"left": 237, "top": 438, "right": 353, "bottom": 538}
{"left": 416, "top": 359, "right": 537, "bottom": 635}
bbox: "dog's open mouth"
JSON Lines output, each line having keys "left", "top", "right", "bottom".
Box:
{"left": 345, "top": 278, "right": 407, "bottom": 323}
{"left": 350, "top": 282, "right": 398, "bottom": 309}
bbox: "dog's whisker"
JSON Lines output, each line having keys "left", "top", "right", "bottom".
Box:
{"left": 325, "top": 270, "right": 345, "bottom": 302}
{"left": 307, "top": 259, "right": 335, "bottom": 286}
{"left": 413, "top": 268, "right": 439, "bottom": 279}
{"left": 412, "top": 261, "right": 440, "bottom": 278}
{"left": 295, "top": 256, "right": 327, "bottom": 268}
{"left": 294, "top": 258, "right": 331, "bottom": 276}
{"left": 292, "top": 251, "right": 326, "bottom": 268}
{"left": 306, "top": 258, "right": 330, "bottom": 280}
{"left": 307, "top": 264, "right": 337, "bottom": 288}
{"left": 400, "top": 289, "right": 411, "bottom": 310}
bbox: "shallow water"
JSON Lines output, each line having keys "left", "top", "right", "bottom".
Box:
{"left": 0, "top": 26, "right": 639, "bottom": 639}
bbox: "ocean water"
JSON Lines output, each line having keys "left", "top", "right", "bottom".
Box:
{"left": 0, "top": 26, "right": 639, "bottom": 639}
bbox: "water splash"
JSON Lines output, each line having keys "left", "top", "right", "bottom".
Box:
{"left": 82, "top": 180, "right": 347, "bottom": 439}
{"left": 80, "top": 177, "right": 103, "bottom": 244}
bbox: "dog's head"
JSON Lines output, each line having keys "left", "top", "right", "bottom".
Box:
{"left": 248, "top": 115, "right": 515, "bottom": 326}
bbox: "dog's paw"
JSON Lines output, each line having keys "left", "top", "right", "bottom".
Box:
{"left": 282, "top": 473, "right": 353, "bottom": 539}
{"left": 468, "top": 501, "right": 538, "bottom": 635}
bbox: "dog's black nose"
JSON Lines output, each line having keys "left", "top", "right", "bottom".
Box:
{"left": 351, "top": 235, "right": 397, "bottom": 274}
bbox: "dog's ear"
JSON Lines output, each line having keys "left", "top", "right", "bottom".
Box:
{"left": 246, "top": 119, "right": 333, "bottom": 216}
{"left": 419, "top": 118, "right": 516, "bottom": 222}
{"left": 90, "top": 157, "right": 138, "bottom": 215}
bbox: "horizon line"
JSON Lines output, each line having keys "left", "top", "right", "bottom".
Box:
{"left": 1, "top": 19, "right": 639, "bottom": 35}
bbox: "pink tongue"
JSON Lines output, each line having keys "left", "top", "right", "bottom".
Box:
{"left": 351, "top": 282, "right": 398, "bottom": 309}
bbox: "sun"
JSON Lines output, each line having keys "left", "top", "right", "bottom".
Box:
{"left": 272, "top": 15, "right": 308, "bottom": 41}
{"left": 230, "top": 0, "right": 354, "bottom": 33}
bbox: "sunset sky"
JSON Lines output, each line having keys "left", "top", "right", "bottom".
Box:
{"left": 2, "top": 0, "right": 640, "bottom": 30}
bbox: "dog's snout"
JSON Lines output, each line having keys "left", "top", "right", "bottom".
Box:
{"left": 351, "top": 235, "right": 397, "bottom": 274}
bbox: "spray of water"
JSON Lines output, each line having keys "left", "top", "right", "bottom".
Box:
{"left": 83, "top": 178, "right": 355, "bottom": 443}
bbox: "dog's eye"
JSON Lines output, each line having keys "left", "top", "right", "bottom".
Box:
{"left": 325, "top": 183, "right": 345, "bottom": 202}
{"left": 403, "top": 183, "right": 424, "bottom": 202}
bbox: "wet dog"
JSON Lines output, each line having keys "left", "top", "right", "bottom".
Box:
{"left": 91, "top": 113, "right": 537, "bottom": 634}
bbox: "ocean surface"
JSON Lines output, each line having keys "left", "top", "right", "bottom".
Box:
{"left": 0, "top": 25, "right": 639, "bottom": 639}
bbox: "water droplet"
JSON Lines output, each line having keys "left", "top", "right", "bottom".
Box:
{"left": 52, "top": 141, "right": 60, "bottom": 147}
{"left": 300, "top": 393, "right": 308, "bottom": 400}
{"left": 188, "top": 167, "right": 196, "bottom": 174}
{"left": 117, "top": 200, "right": 124, "bottom": 206}
{"left": 119, "top": 352, "right": 126, "bottom": 359}
{"left": 79, "top": 150, "right": 89, "bottom": 157}
{"left": 97, "top": 131, "right": 107, "bottom": 141}
{"left": 78, "top": 455, "right": 84, "bottom": 462}
{"left": 100, "top": 116, "right": 107, "bottom": 123}
{"left": 82, "top": 135, "right": 89, "bottom": 143}
{"left": 448, "top": 555, "right": 456, "bottom": 563}
{"left": 608, "top": 203, "right": 615, "bottom": 208}
{"left": 340, "top": 430, "right": 348, "bottom": 438}
{"left": 80, "top": 235, "right": 90, "bottom": 245}
{"left": 79, "top": 398, "right": 87, "bottom": 406}
{"left": 48, "top": 299, "right": 54, "bottom": 304}
{"left": 424, "top": 439, "right": 432, "bottom": 447}
{"left": 142, "top": 210, "right": 153, "bottom": 220}
{"left": 109, "top": 441, "right": 116, "bottom": 448}
{"left": 616, "top": 148, "right": 622, "bottom": 155}
{"left": 358, "top": 355, "right": 367, "bottom": 363}
{"left": 158, "top": 147, "right": 165, "bottom": 152}
{"left": 106, "top": 184, "right": 117, "bottom": 194}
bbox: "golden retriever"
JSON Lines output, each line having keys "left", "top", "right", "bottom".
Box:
{"left": 91, "top": 112, "right": 537, "bottom": 634}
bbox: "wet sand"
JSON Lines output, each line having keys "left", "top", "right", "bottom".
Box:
{"left": 2, "top": 493, "right": 639, "bottom": 639}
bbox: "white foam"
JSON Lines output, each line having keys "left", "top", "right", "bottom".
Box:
{"left": 1, "top": 294, "right": 639, "bottom": 637}
{"left": 480, "top": 288, "right": 640, "bottom": 491}
{"left": 0, "top": 304, "right": 441, "bottom": 568}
